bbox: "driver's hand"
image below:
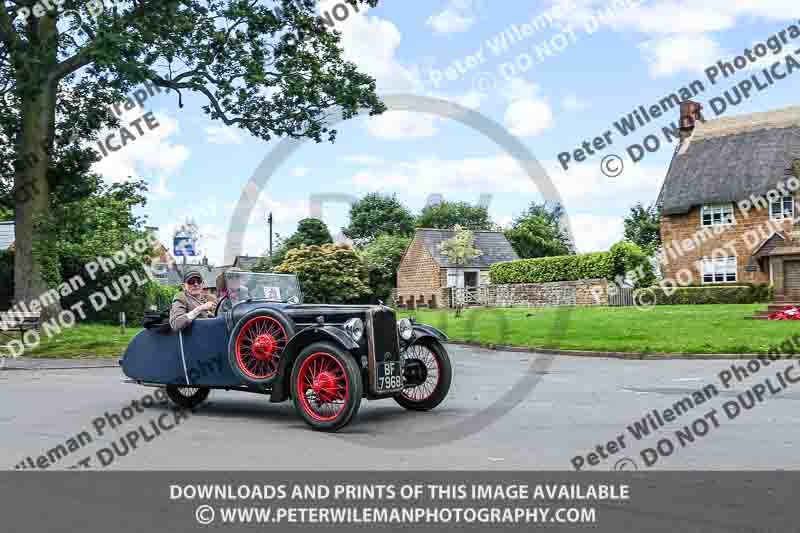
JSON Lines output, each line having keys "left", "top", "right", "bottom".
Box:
{"left": 199, "top": 301, "right": 216, "bottom": 312}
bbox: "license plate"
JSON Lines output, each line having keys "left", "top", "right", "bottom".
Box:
{"left": 376, "top": 361, "right": 403, "bottom": 392}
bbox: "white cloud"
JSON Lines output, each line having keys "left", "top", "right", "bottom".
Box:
{"left": 426, "top": 0, "right": 477, "bottom": 33}
{"left": 340, "top": 154, "right": 385, "bottom": 166}
{"left": 561, "top": 94, "right": 591, "bottom": 113}
{"left": 499, "top": 79, "right": 554, "bottom": 137}
{"left": 290, "top": 167, "right": 310, "bottom": 178}
{"left": 365, "top": 111, "right": 438, "bottom": 140}
{"left": 639, "top": 34, "right": 723, "bottom": 78}
{"left": 345, "top": 153, "right": 664, "bottom": 213}
{"left": 505, "top": 99, "right": 554, "bottom": 137}
{"left": 569, "top": 213, "right": 624, "bottom": 253}
{"left": 205, "top": 124, "right": 243, "bottom": 145}
{"left": 92, "top": 109, "right": 190, "bottom": 187}
{"left": 319, "top": 0, "right": 421, "bottom": 93}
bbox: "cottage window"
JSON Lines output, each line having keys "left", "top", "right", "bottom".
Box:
{"left": 700, "top": 204, "right": 734, "bottom": 226}
{"left": 701, "top": 256, "right": 737, "bottom": 283}
{"left": 769, "top": 194, "right": 794, "bottom": 220}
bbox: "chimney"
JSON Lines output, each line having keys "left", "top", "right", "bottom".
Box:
{"left": 679, "top": 100, "right": 704, "bottom": 140}
{"left": 202, "top": 256, "right": 208, "bottom": 266}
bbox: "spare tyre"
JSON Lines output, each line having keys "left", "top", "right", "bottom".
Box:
{"left": 228, "top": 308, "right": 295, "bottom": 385}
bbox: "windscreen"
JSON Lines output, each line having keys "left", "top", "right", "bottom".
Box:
{"left": 223, "top": 272, "right": 301, "bottom": 304}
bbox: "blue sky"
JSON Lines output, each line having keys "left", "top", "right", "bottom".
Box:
{"left": 90, "top": 0, "right": 800, "bottom": 265}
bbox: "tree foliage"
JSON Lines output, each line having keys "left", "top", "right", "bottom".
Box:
{"left": 416, "top": 201, "right": 493, "bottom": 230}
{"left": 359, "top": 233, "right": 410, "bottom": 303}
{"left": 33, "top": 179, "right": 158, "bottom": 321}
{"left": 271, "top": 217, "right": 332, "bottom": 267}
{"left": 0, "top": 0, "right": 385, "bottom": 312}
{"left": 342, "top": 193, "right": 415, "bottom": 245}
{"left": 504, "top": 201, "right": 573, "bottom": 258}
{"left": 273, "top": 243, "right": 369, "bottom": 304}
{"left": 623, "top": 203, "right": 661, "bottom": 256}
{"left": 438, "top": 225, "right": 482, "bottom": 265}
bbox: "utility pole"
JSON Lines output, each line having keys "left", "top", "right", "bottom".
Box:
{"left": 267, "top": 212, "right": 273, "bottom": 262}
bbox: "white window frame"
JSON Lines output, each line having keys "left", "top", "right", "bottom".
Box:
{"left": 770, "top": 193, "right": 795, "bottom": 220}
{"left": 700, "top": 203, "right": 735, "bottom": 227}
{"left": 701, "top": 256, "right": 737, "bottom": 284}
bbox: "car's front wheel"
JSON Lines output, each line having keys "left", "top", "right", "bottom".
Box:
{"left": 394, "top": 340, "right": 452, "bottom": 411}
{"left": 165, "top": 385, "right": 210, "bottom": 409}
{"left": 291, "top": 342, "right": 362, "bottom": 431}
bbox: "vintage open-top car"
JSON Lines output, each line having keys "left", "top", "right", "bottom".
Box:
{"left": 121, "top": 272, "right": 452, "bottom": 431}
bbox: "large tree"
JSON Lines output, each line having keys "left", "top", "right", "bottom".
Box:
{"left": 0, "top": 0, "right": 384, "bottom": 316}
{"left": 342, "top": 192, "right": 415, "bottom": 245}
{"left": 623, "top": 202, "right": 661, "bottom": 255}
{"left": 504, "top": 201, "right": 573, "bottom": 258}
{"left": 359, "top": 232, "right": 409, "bottom": 303}
{"left": 416, "top": 201, "right": 493, "bottom": 231}
{"left": 271, "top": 216, "right": 332, "bottom": 266}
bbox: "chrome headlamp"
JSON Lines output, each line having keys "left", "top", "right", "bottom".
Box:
{"left": 344, "top": 318, "right": 364, "bottom": 342}
{"left": 397, "top": 318, "right": 413, "bottom": 341}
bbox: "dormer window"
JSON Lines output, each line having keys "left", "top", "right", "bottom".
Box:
{"left": 770, "top": 194, "right": 794, "bottom": 220}
{"left": 701, "top": 204, "right": 734, "bottom": 227}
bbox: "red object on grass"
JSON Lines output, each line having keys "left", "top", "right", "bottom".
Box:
{"left": 768, "top": 305, "right": 800, "bottom": 320}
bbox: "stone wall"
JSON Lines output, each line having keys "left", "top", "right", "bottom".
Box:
{"left": 448, "top": 279, "right": 609, "bottom": 308}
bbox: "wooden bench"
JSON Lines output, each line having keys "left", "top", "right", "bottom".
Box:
{"left": 0, "top": 311, "right": 42, "bottom": 342}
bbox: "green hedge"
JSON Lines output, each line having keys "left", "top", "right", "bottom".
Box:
{"left": 633, "top": 284, "right": 773, "bottom": 305}
{"left": 490, "top": 252, "right": 615, "bottom": 284}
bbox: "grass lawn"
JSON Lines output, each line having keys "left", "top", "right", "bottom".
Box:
{"left": 401, "top": 304, "right": 798, "bottom": 354}
{"left": 6, "top": 324, "right": 140, "bottom": 359}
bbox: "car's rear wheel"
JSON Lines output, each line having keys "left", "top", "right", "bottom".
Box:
{"left": 228, "top": 310, "right": 295, "bottom": 385}
{"left": 394, "top": 340, "right": 452, "bottom": 411}
{"left": 165, "top": 385, "right": 210, "bottom": 409}
{"left": 291, "top": 342, "right": 362, "bottom": 432}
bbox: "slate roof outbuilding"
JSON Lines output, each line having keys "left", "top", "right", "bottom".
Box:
{"left": 415, "top": 228, "right": 519, "bottom": 268}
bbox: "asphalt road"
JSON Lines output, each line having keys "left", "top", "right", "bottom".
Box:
{"left": 3, "top": 345, "right": 800, "bottom": 470}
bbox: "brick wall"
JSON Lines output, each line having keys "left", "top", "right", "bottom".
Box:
{"left": 395, "top": 236, "right": 444, "bottom": 308}
{"left": 660, "top": 205, "right": 791, "bottom": 285}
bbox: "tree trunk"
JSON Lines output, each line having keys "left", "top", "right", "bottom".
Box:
{"left": 14, "top": 84, "right": 60, "bottom": 319}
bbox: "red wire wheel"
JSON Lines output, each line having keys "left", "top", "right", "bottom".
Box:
{"left": 296, "top": 352, "right": 350, "bottom": 422}
{"left": 400, "top": 343, "right": 440, "bottom": 402}
{"left": 234, "top": 316, "right": 288, "bottom": 380}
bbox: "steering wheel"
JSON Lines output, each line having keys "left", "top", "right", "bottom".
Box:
{"left": 214, "top": 295, "right": 230, "bottom": 317}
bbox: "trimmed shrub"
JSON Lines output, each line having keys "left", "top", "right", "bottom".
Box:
{"left": 490, "top": 252, "right": 614, "bottom": 284}
{"left": 634, "top": 284, "right": 773, "bottom": 305}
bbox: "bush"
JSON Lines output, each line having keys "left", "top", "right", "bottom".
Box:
{"left": 634, "top": 284, "right": 773, "bottom": 305}
{"left": 274, "top": 244, "right": 370, "bottom": 304}
{"left": 490, "top": 240, "right": 654, "bottom": 287}
{"left": 490, "top": 252, "right": 614, "bottom": 284}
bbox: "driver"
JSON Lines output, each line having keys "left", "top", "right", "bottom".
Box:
{"left": 169, "top": 271, "right": 218, "bottom": 331}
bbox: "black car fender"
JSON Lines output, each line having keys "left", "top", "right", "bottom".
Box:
{"left": 407, "top": 324, "right": 448, "bottom": 346}
{"left": 270, "top": 325, "right": 360, "bottom": 402}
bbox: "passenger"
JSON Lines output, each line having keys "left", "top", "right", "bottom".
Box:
{"left": 169, "top": 271, "right": 218, "bottom": 331}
